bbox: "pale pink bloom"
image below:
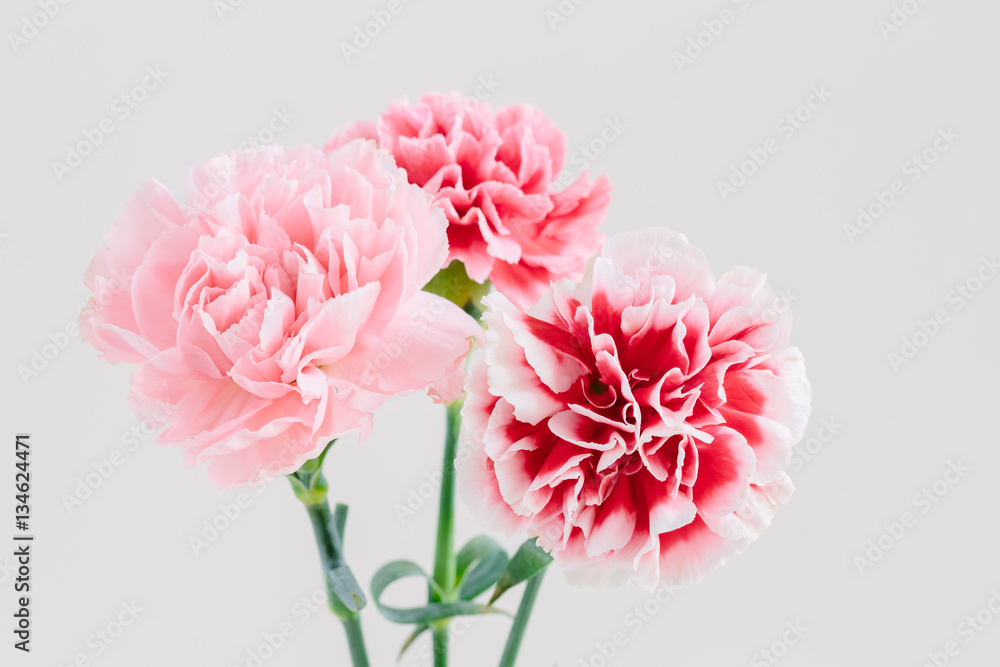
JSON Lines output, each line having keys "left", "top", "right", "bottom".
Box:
{"left": 82, "top": 140, "right": 483, "bottom": 486}
{"left": 325, "top": 93, "right": 611, "bottom": 309}
{"left": 458, "top": 228, "right": 811, "bottom": 589}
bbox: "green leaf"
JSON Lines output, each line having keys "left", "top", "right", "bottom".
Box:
{"left": 455, "top": 536, "right": 508, "bottom": 601}
{"left": 398, "top": 624, "right": 430, "bottom": 659}
{"left": 489, "top": 538, "right": 553, "bottom": 605}
{"left": 423, "top": 260, "right": 492, "bottom": 317}
{"left": 333, "top": 503, "right": 349, "bottom": 546}
{"left": 371, "top": 560, "right": 503, "bottom": 625}
{"left": 327, "top": 563, "right": 367, "bottom": 614}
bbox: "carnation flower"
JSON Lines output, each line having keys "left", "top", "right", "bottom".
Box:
{"left": 325, "top": 92, "right": 612, "bottom": 310}
{"left": 81, "top": 140, "right": 483, "bottom": 486}
{"left": 458, "top": 228, "right": 811, "bottom": 589}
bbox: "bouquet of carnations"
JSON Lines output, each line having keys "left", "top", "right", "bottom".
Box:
{"left": 80, "top": 92, "right": 811, "bottom": 666}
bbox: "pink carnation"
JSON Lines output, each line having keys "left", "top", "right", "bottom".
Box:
{"left": 458, "top": 228, "right": 811, "bottom": 589}
{"left": 82, "top": 140, "right": 483, "bottom": 487}
{"left": 325, "top": 93, "right": 612, "bottom": 309}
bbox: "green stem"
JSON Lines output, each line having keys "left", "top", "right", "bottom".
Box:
{"left": 341, "top": 614, "right": 368, "bottom": 667}
{"left": 430, "top": 400, "right": 463, "bottom": 666}
{"left": 298, "top": 478, "right": 370, "bottom": 667}
{"left": 304, "top": 500, "right": 346, "bottom": 578}
{"left": 498, "top": 566, "right": 549, "bottom": 667}
{"left": 432, "top": 401, "right": 463, "bottom": 594}
{"left": 432, "top": 623, "right": 450, "bottom": 667}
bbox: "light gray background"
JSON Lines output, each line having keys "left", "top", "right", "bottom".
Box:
{"left": 2, "top": 1, "right": 999, "bottom": 665}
